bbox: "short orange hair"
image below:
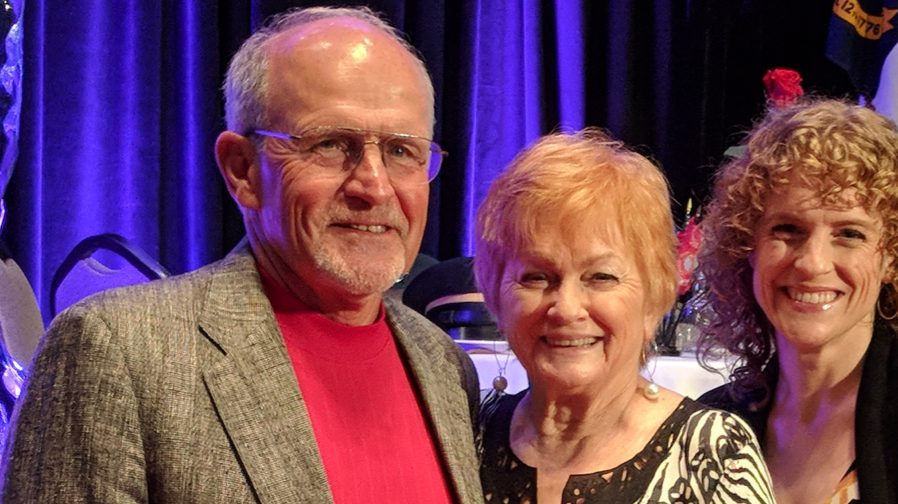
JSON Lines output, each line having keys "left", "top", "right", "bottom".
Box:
{"left": 474, "top": 128, "right": 678, "bottom": 326}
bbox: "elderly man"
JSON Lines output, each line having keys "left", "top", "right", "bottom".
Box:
{"left": 0, "top": 7, "right": 482, "bottom": 503}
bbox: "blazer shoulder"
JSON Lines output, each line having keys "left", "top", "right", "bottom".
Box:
{"left": 57, "top": 248, "right": 259, "bottom": 323}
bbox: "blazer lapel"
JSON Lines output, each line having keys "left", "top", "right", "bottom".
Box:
{"left": 197, "top": 249, "right": 333, "bottom": 504}
{"left": 386, "top": 299, "right": 482, "bottom": 503}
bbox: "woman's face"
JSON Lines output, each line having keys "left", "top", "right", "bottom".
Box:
{"left": 751, "top": 183, "right": 890, "bottom": 355}
{"left": 496, "top": 223, "right": 656, "bottom": 394}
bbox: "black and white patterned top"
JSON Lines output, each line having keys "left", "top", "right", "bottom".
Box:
{"left": 479, "top": 391, "right": 774, "bottom": 504}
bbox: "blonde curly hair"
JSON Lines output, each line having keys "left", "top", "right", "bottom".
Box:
{"left": 697, "top": 98, "right": 898, "bottom": 403}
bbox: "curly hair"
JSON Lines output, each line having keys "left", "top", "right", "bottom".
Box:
{"left": 473, "top": 128, "right": 678, "bottom": 329}
{"left": 697, "top": 98, "right": 898, "bottom": 404}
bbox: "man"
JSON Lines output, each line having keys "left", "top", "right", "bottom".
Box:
{"left": 0, "top": 7, "right": 482, "bottom": 503}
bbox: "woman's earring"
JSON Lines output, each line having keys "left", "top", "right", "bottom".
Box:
{"left": 492, "top": 374, "right": 508, "bottom": 392}
{"left": 642, "top": 345, "right": 660, "bottom": 401}
{"left": 643, "top": 380, "right": 660, "bottom": 400}
{"left": 877, "top": 289, "right": 898, "bottom": 320}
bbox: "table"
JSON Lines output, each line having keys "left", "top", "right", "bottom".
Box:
{"left": 467, "top": 347, "right": 730, "bottom": 399}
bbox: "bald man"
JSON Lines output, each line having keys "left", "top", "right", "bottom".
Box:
{"left": 0, "top": 7, "right": 482, "bottom": 503}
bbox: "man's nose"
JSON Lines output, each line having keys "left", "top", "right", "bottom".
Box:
{"left": 343, "top": 143, "right": 394, "bottom": 204}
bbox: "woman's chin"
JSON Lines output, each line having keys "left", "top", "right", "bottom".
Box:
{"left": 528, "top": 365, "right": 608, "bottom": 395}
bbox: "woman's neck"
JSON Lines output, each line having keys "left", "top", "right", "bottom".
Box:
{"left": 764, "top": 338, "right": 865, "bottom": 504}
{"left": 774, "top": 332, "right": 866, "bottom": 412}
{"left": 771, "top": 360, "right": 860, "bottom": 432}
{"left": 510, "top": 376, "right": 673, "bottom": 473}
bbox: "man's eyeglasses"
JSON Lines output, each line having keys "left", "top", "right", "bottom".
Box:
{"left": 251, "top": 126, "right": 446, "bottom": 183}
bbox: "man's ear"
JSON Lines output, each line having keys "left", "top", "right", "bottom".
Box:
{"left": 215, "top": 131, "right": 262, "bottom": 209}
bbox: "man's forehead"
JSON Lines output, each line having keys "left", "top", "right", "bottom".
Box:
{"left": 268, "top": 17, "right": 388, "bottom": 58}
{"left": 260, "top": 14, "right": 434, "bottom": 135}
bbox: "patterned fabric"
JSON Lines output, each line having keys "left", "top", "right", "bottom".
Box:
{"left": 480, "top": 391, "right": 774, "bottom": 504}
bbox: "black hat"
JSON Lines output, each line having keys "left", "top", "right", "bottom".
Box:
{"left": 402, "top": 257, "right": 500, "bottom": 340}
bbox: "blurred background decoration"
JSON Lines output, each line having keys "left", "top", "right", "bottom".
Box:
{"left": 656, "top": 64, "right": 809, "bottom": 354}
{"left": 0, "top": 0, "right": 22, "bottom": 208}
{"left": 0, "top": 0, "right": 24, "bottom": 450}
{"left": 4, "top": 1, "right": 867, "bottom": 323}
{"left": 656, "top": 199, "right": 705, "bottom": 355}
{"left": 826, "top": 0, "right": 898, "bottom": 122}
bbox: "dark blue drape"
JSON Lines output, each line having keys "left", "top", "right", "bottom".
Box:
{"left": 4, "top": 0, "right": 853, "bottom": 323}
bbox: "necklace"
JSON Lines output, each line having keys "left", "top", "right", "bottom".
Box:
{"left": 492, "top": 339, "right": 511, "bottom": 392}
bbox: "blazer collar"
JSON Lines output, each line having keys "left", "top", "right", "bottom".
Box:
{"left": 194, "top": 246, "right": 479, "bottom": 503}
{"left": 197, "top": 246, "right": 333, "bottom": 503}
{"left": 385, "top": 297, "right": 482, "bottom": 502}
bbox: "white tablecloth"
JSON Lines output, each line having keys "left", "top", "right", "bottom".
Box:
{"left": 468, "top": 350, "right": 729, "bottom": 399}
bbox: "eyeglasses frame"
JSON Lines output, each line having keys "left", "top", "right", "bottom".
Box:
{"left": 250, "top": 126, "right": 447, "bottom": 183}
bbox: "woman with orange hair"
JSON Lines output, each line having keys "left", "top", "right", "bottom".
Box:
{"left": 475, "top": 128, "right": 773, "bottom": 503}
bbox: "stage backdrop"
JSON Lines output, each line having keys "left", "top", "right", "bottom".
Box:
{"left": 5, "top": 0, "right": 854, "bottom": 322}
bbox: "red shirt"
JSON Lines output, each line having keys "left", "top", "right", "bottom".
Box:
{"left": 260, "top": 270, "right": 455, "bottom": 503}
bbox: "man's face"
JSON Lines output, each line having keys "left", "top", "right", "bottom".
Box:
{"left": 251, "top": 19, "right": 433, "bottom": 302}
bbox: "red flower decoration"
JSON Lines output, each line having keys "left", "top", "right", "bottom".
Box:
{"left": 675, "top": 217, "right": 703, "bottom": 296}
{"left": 762, "top": 68, "right": 804, "bottom": 109}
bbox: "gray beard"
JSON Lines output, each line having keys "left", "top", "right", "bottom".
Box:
{"left": 311, "top": 245, "right": 406, "bottom": 296}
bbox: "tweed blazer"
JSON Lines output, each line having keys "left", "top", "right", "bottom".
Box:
{"left": 0, "top": 247, "right": 483, "bottom": 503}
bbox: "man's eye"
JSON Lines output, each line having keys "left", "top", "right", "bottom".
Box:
{"left": 385, "top": 141, "right": 423, "bottom": 162}
{"left": 309, "top": 136, "right": 349, "bottom": 154}
{"left": 386, "top": 143, "right": 410, "bottom": 157}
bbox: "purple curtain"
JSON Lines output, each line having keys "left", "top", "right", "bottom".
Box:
{"left": 3, "top": 0, "right": 854, "bottom": 322}
{"left": 6, "top": 0, "right": 232, "bottom": 321}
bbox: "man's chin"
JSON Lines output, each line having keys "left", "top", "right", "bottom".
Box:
{"left": 334, "top": 271, "right": 402, "bottom": 297}
{"left": 313, "top": 251, "right": 405, "bottom": 297}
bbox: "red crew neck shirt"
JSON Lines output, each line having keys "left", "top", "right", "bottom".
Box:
{"left": 259, "top": 267, "right": 455, "bottom": 503}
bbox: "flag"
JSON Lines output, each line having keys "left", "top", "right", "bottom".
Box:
{"left": 826, "top": 0, "right": 898, "bottom": 122}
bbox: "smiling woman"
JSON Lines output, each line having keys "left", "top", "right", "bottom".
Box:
{"left": 697, "top": 98, "right": 898, "bottom": 504}
{"left": 473, "top": 128, "right": 774, "bottom": 503}
{"left": 495, "top": 224, "right": 651, "bottom": 396}
{"left": 751, "top": 183, "right": 887, "bottom": 356}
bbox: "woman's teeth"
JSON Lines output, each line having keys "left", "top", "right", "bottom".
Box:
{"left": 787, "top": 289, "right": 837, "bottom": 305}
{"left": 545, "top": 337, "right": 598, "bottom": 347}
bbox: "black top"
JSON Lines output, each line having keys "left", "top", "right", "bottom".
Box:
{"left": 698, "top": 321, "right": 898, "bottom": 504}
{"left": 480, "top": 390, "right": 774, "bottom": 503}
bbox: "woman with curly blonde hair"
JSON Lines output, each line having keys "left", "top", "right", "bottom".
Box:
{"left": 698, "top": 98, "right": 898, "bottom": 504}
